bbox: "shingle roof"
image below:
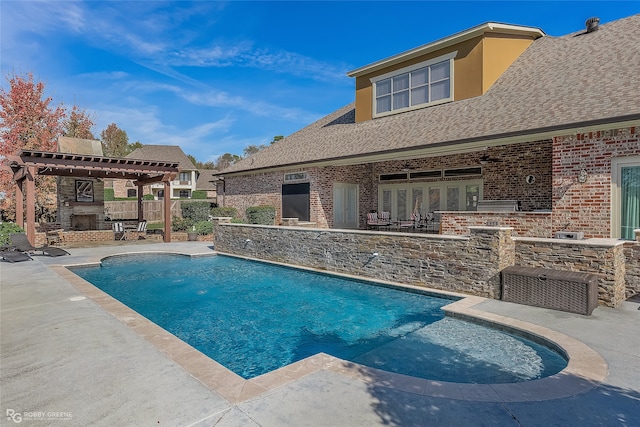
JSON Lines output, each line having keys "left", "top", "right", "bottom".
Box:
{"left": 221, "top": 14, "right": 640, "bottom": 175}
{"left": 126, "top": 145, "right": 196, "bottom": 171}
{"left": 195, "top": 169, "right": 219, "bottom": 190}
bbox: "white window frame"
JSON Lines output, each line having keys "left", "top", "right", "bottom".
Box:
{"left": 371, "top": 51, "right": 457, "bottom": 118}
{"left": 284, "top": 171, "right": 309, "bottom": 183}
{"left": 611, "top": 155, "right": 640, "bottom": 238}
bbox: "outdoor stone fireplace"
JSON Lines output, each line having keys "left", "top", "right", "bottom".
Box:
{"left": 57, "top": 177, "right": 106, "bottom": 231}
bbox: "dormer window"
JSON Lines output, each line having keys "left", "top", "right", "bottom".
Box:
{"left": 372, "top": 51, "right": 456, "bottom": 117}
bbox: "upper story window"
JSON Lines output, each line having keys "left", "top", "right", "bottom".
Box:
{"left": 372, "top": 51, "right": 456, "bottom": 117}
{"left": 179, "top": 172, "right": 190, "bottom": 183}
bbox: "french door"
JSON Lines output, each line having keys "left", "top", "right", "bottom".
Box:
{"left": 379, "top": 179, "right": 481, "bottom": 220}
{"left": 333, "top": 183, "right": 359, "bottom": 229}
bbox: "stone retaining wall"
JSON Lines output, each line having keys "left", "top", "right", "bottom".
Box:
{"left": 214, "top": 224, "right": 634, "bottom": 307}
{"left": 214, "top": 224, "right": 515, "bottom": 299}
{"left": 514, "top": 237, "right": 628, "bottom": 307}
{"left": 624, "top": 239, "right": 640, "bottom": 299}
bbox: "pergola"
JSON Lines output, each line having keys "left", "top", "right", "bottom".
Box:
{"left": 3, "top": 149, "right": 179, "bottom": 244}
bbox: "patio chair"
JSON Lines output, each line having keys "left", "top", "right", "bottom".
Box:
{"left": 367, "top": 212, "right": 381, "bottom": 229}
{"left": 8, "top": 233, "right": 70, "bottom": 257}
{"left": 124, "top": 220, "right": 147, "bottom": 240}
{"left": 377, "top": 211, "right": 392, "bottom": 229}
{"left": 136, "top": 220, "right": 148, "bottom": 233}
{"left": 112, "top": 222, "right": 125, "bottom": 240}
{"left": 0, "top": 249, "right": 33, "bottom": 263}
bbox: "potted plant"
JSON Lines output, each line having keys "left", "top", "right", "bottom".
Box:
{"left": 187, "top": 225, "right": 198, "bottom": 241}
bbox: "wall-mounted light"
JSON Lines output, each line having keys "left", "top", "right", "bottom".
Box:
{"left": 578, "top": 169, "right": 588, "bottom": 183}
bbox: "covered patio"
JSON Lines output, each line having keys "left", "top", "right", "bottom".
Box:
{"left": 3, "top": 149, "right": 179, "bottom": 244}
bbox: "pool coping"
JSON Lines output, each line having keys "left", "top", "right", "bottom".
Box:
{"left": 51, "top": 251, "right": 608, "bottom": 405}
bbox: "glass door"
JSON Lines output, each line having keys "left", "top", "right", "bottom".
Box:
{"left": 620, "top": 166, "right": 640, "bottom": 240}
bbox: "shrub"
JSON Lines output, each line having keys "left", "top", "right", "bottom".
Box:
{"left": 171, "top": 216, "right": 192, "bottom": 232}
{"left": 104, "top": 188, "right": 115, "bottom": 201}
{"left": 191, "top": 190, "right": 207, "bottom": 199}
{"left": 0, "top": 222, "right": 23, "bottom": 245}
{"left": 246, "top": 205, "right": 276, "bottom": 225}
{"left": 142, "top": 194, "right": 155, "bottom": 200}
{"left": 210, "top": 206, "right": 238, "bottom": 218}
{"left": 193, "top": 220, "right": 213, "bottom": 235}
{"left": 181, "top": 201, "right": 212, "bottom": 222}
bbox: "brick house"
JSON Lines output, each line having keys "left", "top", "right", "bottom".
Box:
{"left": 215, "top": 16, "right": 640, "bottom": 239}
{"left": 112, "top": 145, "right": 199, "bottom": 200}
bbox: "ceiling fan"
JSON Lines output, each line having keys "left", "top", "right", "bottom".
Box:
{"left": 479, "top": 150, "right": 501, "bottom": 164}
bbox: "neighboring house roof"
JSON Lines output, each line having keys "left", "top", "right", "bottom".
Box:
{"left": 221, "top": 15, "right": 640, "bottom": 175}
{"left": 196, "top": 169, "right": 219, "bottom": 190}
{"left": 126, "top": 145, "right": 196, "bottom": 171}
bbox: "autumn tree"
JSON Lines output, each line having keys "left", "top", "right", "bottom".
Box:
{"left": 100, "top": 123, "right": 129, "bottom": 157}
{"left": 0, "top": 73, "right": 65, "bottom": 221}
{"left": 63, "top": 106, "right": 95, "bottom": 139}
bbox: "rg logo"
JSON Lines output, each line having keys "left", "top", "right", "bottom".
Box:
{"left": 6, "top": 409, "right": 22, "bottom": 423}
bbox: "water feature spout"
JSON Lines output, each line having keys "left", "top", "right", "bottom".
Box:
{"left": 363, "top": 252, "right": 380, "bottom": 267}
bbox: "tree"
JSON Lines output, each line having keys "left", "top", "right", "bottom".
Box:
{"left": 63, "top": 106, "right": 95, "bottom": 139}
{"left": 0, "top": 72, "right": 65, "bottom": 221}
{"left": 214, "top": 153, "right": 242, "bottom": 170}
{"left": 100, "top": 123, "right": 129, "bottom": 157}
{"left": 243, "top": 144, "right": 267, "bottom": 157}
{"left": 271, "top": 135, "right": 284, "bottom": 144}
{"left": 125, "top": 141, "right": 143, "bottom": 156}
{"left": 187, "top": 154, "right": 217, "bottom": 170}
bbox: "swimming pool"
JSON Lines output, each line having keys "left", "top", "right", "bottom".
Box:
{"left": 71, "top": 254, "right": 567, "bottom": 383}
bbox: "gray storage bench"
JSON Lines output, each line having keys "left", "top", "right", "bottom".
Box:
{"left": 501, "top": 266, "right": 598, "bottom": 315}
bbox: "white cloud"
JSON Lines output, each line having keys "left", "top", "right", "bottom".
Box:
{"left": 92, "top": 104, "right": 236, "bottom": 157}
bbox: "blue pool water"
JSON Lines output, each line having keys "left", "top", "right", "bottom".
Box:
{"left": 71, "top": 254, "right": 567, "bottom": 383}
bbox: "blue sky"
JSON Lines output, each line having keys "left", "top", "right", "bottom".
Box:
{"left": 1, "top": 1, "right": 638, "bottom": 163}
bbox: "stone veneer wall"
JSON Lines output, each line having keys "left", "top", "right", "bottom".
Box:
{"left": 514, "top": 237, "right": 628, "bottom": 307}
{"left": 624, "top": 230, "right": 640, "bottom": 298}
{"left": 214, "top": 224, "right": 515, "bottom": 299}
{"left": 440, "top": 211, "right": 552, "bottom": 237}
{"left": 214, "top": 223, "right": 632, "bottom": 307}
{"left": 57, "top": 177, "right": 106, "bottom": 231}
{"left": 552, "top": 127, "right": 639, "bottom": 238}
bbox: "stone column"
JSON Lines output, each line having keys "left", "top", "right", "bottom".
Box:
{"left": 467, "top": 226, "right": 515, "bottom": 298}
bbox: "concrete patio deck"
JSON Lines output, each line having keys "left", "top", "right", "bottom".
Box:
{"left": 1, "top": 241, "right": 638, "bottom": 426}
